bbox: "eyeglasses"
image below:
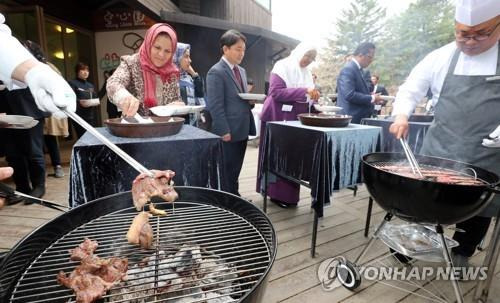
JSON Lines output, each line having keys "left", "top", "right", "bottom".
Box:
{"left": 455, "top": 23, "right": 500, "bottom": 42}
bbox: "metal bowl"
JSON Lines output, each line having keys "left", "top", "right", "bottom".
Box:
{"left": 104, "top": 117, "right": 184, "bottom": 138}
{"left": 409, "top": 114, "right": 434, "bottom": 123}
{"left": 298, "top": 113, "right": 352, "bottom": 128}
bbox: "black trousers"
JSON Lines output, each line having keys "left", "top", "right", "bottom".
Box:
{"left": 5, "top": 119, "right": 46, "bottom": 193}
{"left": 74, "top": 107, "right": 98, "bottom": 138}
{"left": 44, "top": 135, "right": 61, "bottom": 167}
{"left": 221, "top": 140, "right": 247, "bottom": 195}
{"left": 452, "top": 216, "right": 492, "bottom": 257}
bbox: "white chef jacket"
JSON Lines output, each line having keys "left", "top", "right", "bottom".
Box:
{"left": 392, "top": 41, "right": 498, "bottom": 117}
{"left": 0, "top": 13, "right": 34, "bottom": 90}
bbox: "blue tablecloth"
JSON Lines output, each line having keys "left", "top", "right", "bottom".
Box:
{"left": 69, "top": 125, "right": 224, "bottom": 207}
{"left": 361, "top": 118, "right": 431, "bottom": 153}
{"left": 260, "top": 121, "right": 381, "bottom": 217}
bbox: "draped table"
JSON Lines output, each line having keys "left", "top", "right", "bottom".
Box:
{"left": 360, "top": 118, "right": 432, "bottom": 153}
{"left": 259, "top": 121, "right": 382, "bottom": 256}
{"left": 69, "top": 125, "right": 224, "bottom": 208}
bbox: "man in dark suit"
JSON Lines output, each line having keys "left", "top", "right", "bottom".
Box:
{"left": 206, "top": 29, "right": 256, "bottom": 195}
{"left": 337, "top": 42, "right": 384, "bottom": 124}
{"left": 370, "top": 74, "right": 389, "bottom": 115}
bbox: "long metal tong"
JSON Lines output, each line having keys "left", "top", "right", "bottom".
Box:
{"left": 399, "top": 138, "right": 423, "bottom": 178}
{"left": 0, "top": 182, "right": 68, "bottom": 212}
{"left": 62, "top": 109, "right": 154, "bottom": 177}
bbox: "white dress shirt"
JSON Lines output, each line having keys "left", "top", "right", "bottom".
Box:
{"left": 221, "top": 56, "right": 235, "bottom": 70}
{"left": 392, "top": 42, "right": 498, "bottom": 116}
{"left": 0, "top": 13, "right": 34, "bottom": 89}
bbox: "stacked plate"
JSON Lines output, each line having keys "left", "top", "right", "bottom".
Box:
{"left": 0, "top": 115, "right": 39, "bottom": 129}
{"left": 149, "top": 105, "right": 205, "bottom": 117}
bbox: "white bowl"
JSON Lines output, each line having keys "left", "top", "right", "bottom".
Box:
{"left": 150, "top": 105, "right": 204, "bottom": 116}
{"left": 79, "top": 98, "right": 100, "bottom": 108}
{"left": 313, "top": 104, "right": 342, "bottom": 112}
{"left": 238, "top": 93, "right": 266, "bottom": 101}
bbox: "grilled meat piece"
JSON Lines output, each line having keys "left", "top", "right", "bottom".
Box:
{"left": 132, "top": 169, "right": 178, "bottom": 211}
{"left": 57, "top": 271, "right": 112, "bottom": 303}
{"left": 127, "top": 212, "right": 154, "bottom": 249}
{"left": 58, "top": 239, "right": 128, "bottom": 303}
{"left": 69, "top": 238, "right": 98, "bottom": 261}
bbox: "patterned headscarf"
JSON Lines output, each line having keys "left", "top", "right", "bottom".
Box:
{"left": 139, "top": 23, "right": 179, "bottom": 108}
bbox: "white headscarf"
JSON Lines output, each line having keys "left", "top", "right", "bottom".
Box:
{"left": 271, "top": 42, "right": 316, "bottom": 88}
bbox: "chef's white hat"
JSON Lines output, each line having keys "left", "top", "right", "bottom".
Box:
{"left": 455, "top": 0, "right": 500, "bottom": 26}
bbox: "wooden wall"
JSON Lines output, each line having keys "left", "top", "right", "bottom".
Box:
{"left": 200, "top": 0, "right": 271, "bottom": 30}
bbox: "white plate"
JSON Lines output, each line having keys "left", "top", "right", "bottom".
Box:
{"left": 0, "top": 115, "right": 34, "bottom": 126}
{"left": 238, "top": 93, "right": 266, "bottom": 101}
{"left": 149, "top": 105, "right": 205, "bottom": 117}
{"left": 313, "top": 104, "right": 342, "bottom": 112}
{"left": 379, "top": 95, "right": 395, "bottom": 101}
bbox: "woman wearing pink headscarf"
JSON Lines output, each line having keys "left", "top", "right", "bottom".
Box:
{"left": 107, "top": 23, "right": 183, "bottom": 117}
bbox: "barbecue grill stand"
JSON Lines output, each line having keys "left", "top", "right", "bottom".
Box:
{"left": 337, "top": 212, "right": 465, "bottom": 303}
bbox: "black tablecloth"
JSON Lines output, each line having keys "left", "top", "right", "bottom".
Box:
{"left": 260, "top": 121, "right": 381, "bottom": 217}
{"left": 361, "top": 118, "right": 431, "bottom": 153}
{"left": 69, "top": 125, "right": 224, "bottom": 207}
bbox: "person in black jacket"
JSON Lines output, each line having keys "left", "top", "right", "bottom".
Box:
{"left": 2, "top": 40, "right": 51, "bottom": 200}
{"left": 68, "top": 62, "right": 99, "bottom": 138}
{"left": 370, "top": 74, "right": 389, "bottom": 115}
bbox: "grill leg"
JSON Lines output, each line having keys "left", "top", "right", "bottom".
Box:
{"left": 311, "top": 211, "right": 318, "bottom": 257}
{"left": 364, "top": 197, "right": 373, "bottom": 237}
{"left": 263, "top": 170, "right": 268, "bottom": 213}
{"left": 474, "top": 217, "right": 500, "bottom": 302}
{"left": 355, "top": 212, "right": 392, "bottom": 264}
{"left": 436, "top": 225, "right": 464, "bottom": 303}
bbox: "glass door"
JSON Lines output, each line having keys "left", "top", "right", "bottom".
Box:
{"left": 2, "top": 5, "right": 46, "bottom": 50}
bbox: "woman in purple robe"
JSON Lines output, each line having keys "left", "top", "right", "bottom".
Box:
{"left": 256, "top": 42, "right": 320, "bottom": 208}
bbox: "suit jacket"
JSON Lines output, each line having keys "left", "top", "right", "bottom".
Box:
{"left": 206, "top": 59, "right": 256, "bottom": 141}
{"left": 336, "top": 60, "right": 374, "bottom": 124}
{"left": 373, "top": 84, "right": 388, "bottom": 96}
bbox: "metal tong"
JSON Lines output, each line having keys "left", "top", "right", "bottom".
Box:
{"left": 399, "top": 138, "right": 423, "bottom": 178}
{"left": 0, "top": 182, "right": 68, "bottom": 212}
{"left": 63, "top": 109, "right": 175, "bottom": 213}
{"left": 62, "top": 109, "right": 154, "bottom": 177}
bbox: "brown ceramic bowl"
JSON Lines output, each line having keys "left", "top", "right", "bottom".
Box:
{"left": 297, "top": 113, "right": 352, "bottom": 128}
{"left": 104, "top": 116, "right": 184, "bottom": 138}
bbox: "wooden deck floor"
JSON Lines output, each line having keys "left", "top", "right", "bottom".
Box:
{"left": 1, "top": 140, "right": 499, "bottom": 302}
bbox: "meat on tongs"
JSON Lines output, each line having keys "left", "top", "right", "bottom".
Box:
{"left": 131, "top": 169, "right": 178, "bottom": 212}
{"left": 126, "top": 212, "right": 154, "bottom": 249}
{"left": 128, "top": 170, "right": 178, "bottom": 249}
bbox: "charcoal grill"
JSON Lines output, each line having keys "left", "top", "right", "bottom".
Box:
{"left": 335, "top": 153, "right": 500, "bottom": 303}
{"left": 0, "top": 187, "right": 276, "bottom": 303}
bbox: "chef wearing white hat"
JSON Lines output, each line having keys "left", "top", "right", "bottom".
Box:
{"left": 390, "top": 0, "right": 499, "bottom": 269}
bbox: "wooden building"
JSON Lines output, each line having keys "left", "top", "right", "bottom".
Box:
{"left": 0, "top": 0, "right": 298, "bottom": 122}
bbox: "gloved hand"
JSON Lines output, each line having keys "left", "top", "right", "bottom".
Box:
{"left": 0, "top": 13, "right": 12, "bottom": 35}
{"left": 24, "top": 63, "right": 76, "bottom": 118}
{"left": 482, "top": 125, "right": 500, "bottom": 148}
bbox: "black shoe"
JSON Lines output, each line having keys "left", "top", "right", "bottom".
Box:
{"left": 270, "top": 198, "right": 296, "bottom": 209}
{"left": 6, "top": 195, "right": 25, "bottom": 205}
{"left": 25, "top": 186, "right": 45, "bottom": 204}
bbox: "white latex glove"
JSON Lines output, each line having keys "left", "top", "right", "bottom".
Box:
{"left": 482, "top": 125, "right": 500, "bottom": 148}
{"left": 0, "top": 13, "right": 11, "bottom": 35}
{"left": 24, "top": 63, "right": 76, "bottom": 118}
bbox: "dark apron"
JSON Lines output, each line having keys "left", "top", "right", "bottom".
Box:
{"left": 420, "top": 43, "right": 500, "bottom": 217}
